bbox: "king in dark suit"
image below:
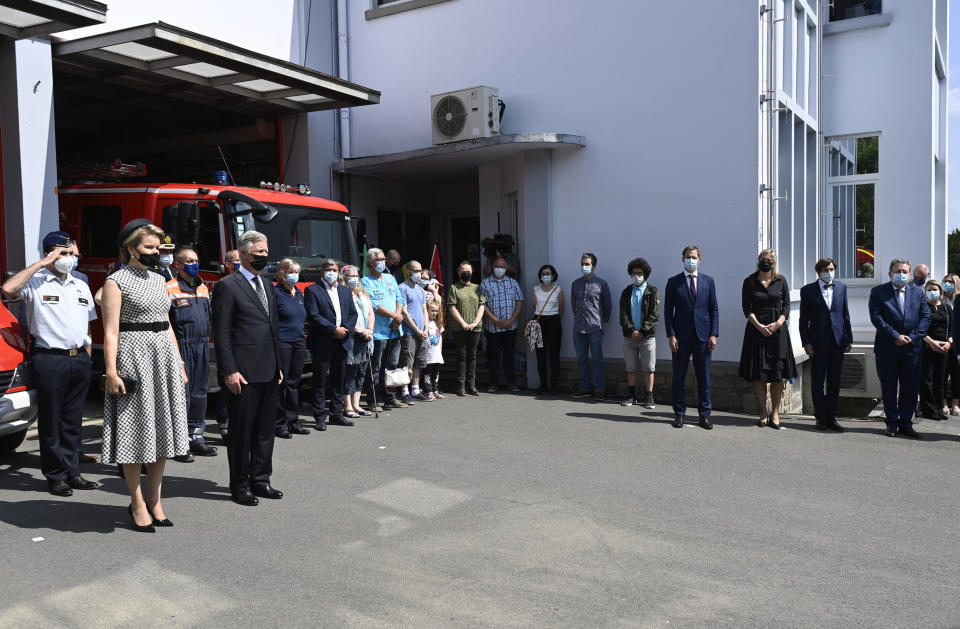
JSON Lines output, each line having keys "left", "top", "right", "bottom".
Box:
{"left": 663, "top": 245, "right": 719, "bottom": 430}
{"left": 798, "top": 257, "right": 853, "bottom": 432}
{"left": 868, "top": 258, "right": 931, "bottom": 438}
{"left": 211, "top": 231, "right": 285, "bottom": 505}
{"left": 304, "top": 259, "right": 358, "bottom": 430}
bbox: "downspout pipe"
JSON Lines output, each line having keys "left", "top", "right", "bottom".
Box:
{"left": 337, "top": 0, "right": 351, "bottom": 162}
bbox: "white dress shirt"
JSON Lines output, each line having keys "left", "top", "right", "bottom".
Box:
{"left": 326, "top": 280, "right": 342, "bottom": 327}
{"left": 819, "top": 280, "right": 833, "bottom": 310}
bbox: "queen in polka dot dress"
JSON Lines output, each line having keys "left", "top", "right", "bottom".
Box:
{"left": 101, "top": 221, "right": 189, "bottom": 531}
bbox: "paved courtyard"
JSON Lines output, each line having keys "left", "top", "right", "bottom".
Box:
{"left": 1, "top": 392, "right": 959, "bottom": 628}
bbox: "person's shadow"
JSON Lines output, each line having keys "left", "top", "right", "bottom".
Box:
{"left": 0, "top": 498, "right": 123, "bottom": 533}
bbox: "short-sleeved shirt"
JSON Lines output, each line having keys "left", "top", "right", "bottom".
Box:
{"left": 18, "top": 269, "right": 96, "bottom": 350}
{"left": 274, "top": 284, "right": 306, "bottom": 343}
{"left": 361, "top": 273, "right": 406, "bottom": 340}
{"left": 480, "top": 276, "right": 524, "bottom": 333}
{"left": 446, "top": 282, "right": 485, "bottom": 333}
{"left": 399, "top": 281, "right": 427, "bottom": 334}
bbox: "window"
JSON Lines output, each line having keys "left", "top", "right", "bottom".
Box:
{"left": 80, "top": 205, "right": 122, "bottom": 258}
{"left": 366, "top": 0, "right": 453, "bottom": 19}
{"left": 826, "top": 135, "right": 878, "bottom": 279}
{"left": 830, "top": 0, "right": 881, "bottom": 22}
{"left": 161, "top": 202, "right": 223, "bottom": 271}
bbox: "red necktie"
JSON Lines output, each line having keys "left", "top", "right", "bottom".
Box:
{"left": 689, "top": 275, "right": 696, "bottom": 301}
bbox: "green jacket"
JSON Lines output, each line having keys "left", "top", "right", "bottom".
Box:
{"left": 619, "top": 284, "right": 660, "bottom": 337}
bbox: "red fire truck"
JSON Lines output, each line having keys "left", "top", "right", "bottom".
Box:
{"left": 58, "top": 182, "right": 363, "bottom": 375}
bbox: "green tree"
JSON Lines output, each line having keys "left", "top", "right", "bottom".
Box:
{"left": 948, "top": 228, "right": 960, "bottom": 275}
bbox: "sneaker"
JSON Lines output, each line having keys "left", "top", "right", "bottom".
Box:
{"left": 400, "top": 394, "right": 416, "bottom": 406}
{"left": 570, "top": 389, "right": 591, "bottom": 399}
{"left": 487, "top": 384, "right": 498, "bottom": 393}
{"left": 508, "top": 384, "right": 520, "bottom": 392}
{"left": 412, "top": 392, "right": 433, "bottom": 402}
{"left": 952, "top": 406, "right": 960, "bottom": 416}
{"left": 620, "top": 397, "right": 635, "bottom": 407}
{"left": 643, "top": 394, "right": 656, "bottom": 409}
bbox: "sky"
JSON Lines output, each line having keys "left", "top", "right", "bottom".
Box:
{"left": 950, "top": 0, "right": 960, "bottom": 229}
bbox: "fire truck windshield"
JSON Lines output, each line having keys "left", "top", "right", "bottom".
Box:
{"left": 235, "top": 203, "right": 359, "bottom": 282}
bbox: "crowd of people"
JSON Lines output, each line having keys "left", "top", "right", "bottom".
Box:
{"left": 1, "top": 222, "right": 952, "bottom": 532}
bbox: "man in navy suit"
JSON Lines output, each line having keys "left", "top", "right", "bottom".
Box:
{"left": 869, "top": 258, "right": 930, "bottom": 438}
{"left": 799, "top": 257, "right": 852, "bottom": 432}
{"left": 663, "top": 245, "right": 719, "bottom": 429}
{"left": 305, "top": 259, "right": 358, "bottom": 430}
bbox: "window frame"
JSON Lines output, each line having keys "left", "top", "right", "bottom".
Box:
{"left": 829, "top": 0, "right": 882, "bottom": 23}
{"left": 365, "top": 0, "right": 454, "bottom": 20}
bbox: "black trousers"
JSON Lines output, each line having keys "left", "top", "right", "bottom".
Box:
{"left": 535, "top": 315, "right": 562, "bottom": 390}
{"left": 919, "top": 345, "right": 949, "bottom": 418}
{"left": 810, "top": 341, "right": 843, "bottom": 423}
{"left": 277, "top": 339, "right": 305, "bottom": 431}
{"left": 422, "top": 363, "right": 441, "bottom": 393}
{"left": 944, "top": 352, "right": 960, "bottom": 401}
{"left": 30, "top": 352, "right": 91, "bottom": 482}
{"left": 226, "top": 380, "right": 278, "bottom": 493}
{"left": 485, "top": 329, "right": 517, "bottom": 386}
{"left": 311, "top": 346, "right": 347, "bottom": 421}
{"left": 453, "top": 331, "right": 481, "bottom": 390}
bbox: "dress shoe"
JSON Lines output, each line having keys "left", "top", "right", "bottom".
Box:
{"left": 884, "top": 427, "right": 898, "bottom": 437}
{"left": 190, "top": 441, "right": 218, "bottom": 456}
{"left": 769, "top": 421, "right": 783, "bottom": 430}
{"left": 48, "top": 480, "right": 73, "bottom": 497}
{"left": 127, "top": 505, "right": 156, "bottom": 533}
{"left": 275, "top": 429, "right": 293, "bottom": 439}
{"left": 593, "top": 392, "right": 605, "bottom": 401}
{"left": 67, "top": 476, "right": 99, "bottom": 490}
{"left": 231, "top": 491, "right": 260, "bottom": 506}
{"left": 315, "top": 418, "right": 327, "bottom": 432}
{"left": 173, "top": 452, "right": 195, "bottom": 463}
{"left": 147, "top": 506, "right": 174, "bottom": 527}
{"left": 78, "top": 452, "right": 97, "bottom": 463}
{"left": 290, "top": 424, "right": 311, "bottom": 435}
{"left": 826, "top": 420, "right": 844, "bottom": 432}
{"left": 672, "top": 415, "right": 684, "bottom": 428}
{"left": 814, "top": 421, "right": 826, "bottom": 430}
{"left": 457, "top": 388, "right": 466, "bottom": 397}
{"left": 252, "top": 484, "right": 283, "bottom": 499}
{"left": 898, "top": 426, "right": 923, "bottom": 439}
{"left": 570, "top": 389, "right": 591, "bottom": 399}
{"left": 330, "top": 417, "right": 355, "bottom": 427}
{"left": 699, "top": 417, "right": 713, "bottom": 430}
{"left": 467, "top": 388, "right": 479, "bottom": 396}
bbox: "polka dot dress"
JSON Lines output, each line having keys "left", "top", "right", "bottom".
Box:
{"left": 102, "top": 266, "right": 189, "bottom": 464}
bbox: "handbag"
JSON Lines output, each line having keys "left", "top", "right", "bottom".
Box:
{"left": 524, "top": 285, "right": 559, "bottom": 351}
{"left": 384, "top": 367, "right": 411, "bottom": 388}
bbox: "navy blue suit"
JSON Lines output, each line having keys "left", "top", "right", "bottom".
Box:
{"left": 799, "top": 280, "right": 852, "bottom": 424}
{"left": 305, "top": 282, "right": 357, "bottom": 423}
{"left": 663, "top": 272, "right": 719, "bottom": 418}
{"left": 869, "top": 282, "right": 930, "bottom": 428}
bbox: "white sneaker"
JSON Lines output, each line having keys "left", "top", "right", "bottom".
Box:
{"left": 952, "top": 406, "right": 960, "bottom": 416}
{"left": 943, "top": 405, "right": 950, "bottom": 415}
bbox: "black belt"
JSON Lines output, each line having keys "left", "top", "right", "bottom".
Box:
{"left": 31, "top": 346, "right": 84, "bottom": 357}
{"left": 119, "top": 321, "right": 169, "bottom": 332}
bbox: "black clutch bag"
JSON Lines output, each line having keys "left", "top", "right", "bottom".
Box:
{"left": 101, "top": 374, "right": 138, "bottom": 394}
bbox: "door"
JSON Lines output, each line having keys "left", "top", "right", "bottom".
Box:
{"left": 450, "top": 216, "right": 480, "bottom": 281}
{"left": 376, "top": 208, "right": 433, "bottom": 265}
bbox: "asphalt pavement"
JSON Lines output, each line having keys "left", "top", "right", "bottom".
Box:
{"left": 1, "top": 392, "right": 959, "bottom": 628}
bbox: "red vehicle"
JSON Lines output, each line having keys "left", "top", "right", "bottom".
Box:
{"left": 0, "top": 302, "right": 37, "bottom": 454}
{"left": 58, "top": 182, "right": 363, "bottom": 375}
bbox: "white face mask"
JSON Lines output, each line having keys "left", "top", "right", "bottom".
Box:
{"left": 820, "top": 271, "right": 835, "bottom": 284}
{"left": 633, "top": 274, "right": 645, "bottom": 286}
{"left": 581, "top": 265, "right": 593, "bottom": 276}
{"left": 493, "top": 267, "right": 506, "bottom": 278}
{"left": 159, "top": 254, "right": 174, "bottom": 267}
{"left": 53, "top": 256, "right": 75, "bottom": 275}
{"left": 540, "top": 275, "right": 552, "bottom": 284}
{"left": 410, "top": 272, "right": 422, "bottom": 283}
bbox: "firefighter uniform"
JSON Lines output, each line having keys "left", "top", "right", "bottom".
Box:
{"left": 166, "top": 276, "right": 214, "bottom": 453}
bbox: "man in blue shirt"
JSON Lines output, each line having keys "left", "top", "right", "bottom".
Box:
{"left": 361, "top": 248, "right": 407, "bottom": 409}
{"left": 399, "top": 260, "right": 431, "bottom": 403}
{"left": 481, "top": 256, "right": 524, "bottom": 392}
{"left": 570, "top": 253, "right": 612, "bottom": 399}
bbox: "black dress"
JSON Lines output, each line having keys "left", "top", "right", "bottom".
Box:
{"left": 738, "top": 273, "right": 798, "bottom": 382}
{"left": 919, "top": 302, "right": 952, "bottom": 419}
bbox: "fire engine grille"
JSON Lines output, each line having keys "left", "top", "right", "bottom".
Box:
{"left": 0, "top": 370, "right": 14, "bottom": 395}
{"left": 839, "top": 355, "right": 866, "bottom": 391}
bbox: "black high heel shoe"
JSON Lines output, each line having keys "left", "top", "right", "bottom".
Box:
{"left": 147, "top": 506, "right": 173, "bottom": 527}
{"left": 127, "top": 505, "right": 156, "bottom": 533}
{"left": 757, "top": 417, "right": 769, "bottom": 427}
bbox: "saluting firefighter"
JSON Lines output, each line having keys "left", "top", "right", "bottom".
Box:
{"left": 166, "top": 247, "right": 217, "bottom": 459}
{"left": 1, "top": 231, "right": 99, "bottom": 496}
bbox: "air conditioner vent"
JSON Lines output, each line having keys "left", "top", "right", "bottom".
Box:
{"left": 839, "top": 354, "right": 866, "bottom": 391}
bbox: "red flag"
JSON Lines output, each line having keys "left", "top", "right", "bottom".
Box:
{"left": 430, "top": 243, "right": 444, "bottom": 295}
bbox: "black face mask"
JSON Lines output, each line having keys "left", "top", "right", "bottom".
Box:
{"left": 758, "top": 260, "right": 773, "bottom": 272}
{"left": 138, "top": 251, "right": 161, "bottom": 268}
{"left": 250, "top": 254, "right": 269, "bottom": 271}
{"left": 460, "top": 271, "right": 472, "bottom": 283}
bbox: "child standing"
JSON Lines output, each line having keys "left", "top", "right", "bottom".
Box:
{"left": 424, "top": 302, "right": 445, "bottom": 399}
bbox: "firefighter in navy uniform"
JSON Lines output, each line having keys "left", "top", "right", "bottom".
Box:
{"left": 167, "top": 247, "right": 217, "bottom": 460}
{"left": 1, "top": 231, "right": 99, "bottom": 496}
{"left": 153, "top": 235, "right": 177, "bottom": 281}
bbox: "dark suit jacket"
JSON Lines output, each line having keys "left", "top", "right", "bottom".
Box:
{"left": 868, "top": 282, "right": 930, "bottom": 357}
{"left": 663, "top": 272, "right": 719, "bottom": 343}
{"left": 304, "top": 282, "right": 358, "bottom": 358}
{"left": 798, "top": 280, "right": 853, "bottom": 347}
{"left": 211, "top": 271, "right": 282, "bottom": 383}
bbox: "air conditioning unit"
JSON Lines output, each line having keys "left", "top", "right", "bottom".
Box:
{"left": 430, "top": 86, "right": 500, "bottom": 145}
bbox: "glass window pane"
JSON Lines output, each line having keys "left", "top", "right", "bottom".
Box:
{"left": 830, "top": 0, "right": 881, "bottom": 22}
{"left": 831, "top": 183, "right": 875, "bottom": 279}
{"left": 856, "top": 136, "right": 879, "bottom": 174}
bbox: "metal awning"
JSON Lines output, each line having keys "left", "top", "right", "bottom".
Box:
{"left": 336, "top": 133, "right": 586, "bottom": 182}
{"left": 0, "top": 0, "right": 105, "bottom": 39}
{"left": 52, "top": 21, "right": 380, "bottom": 115}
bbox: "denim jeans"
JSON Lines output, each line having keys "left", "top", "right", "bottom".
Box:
{"left": 371, "top": 337, "right": 402, "bottom": 404}
{"left": 573, "top": 330, "right": 604, "bottom": 392}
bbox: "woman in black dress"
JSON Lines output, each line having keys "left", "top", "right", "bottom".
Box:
{"left": 739, "top": 248, "right": 797, "bottom": 429}
{"left": 919, "top": 280, "right": 952, "bottom": 420}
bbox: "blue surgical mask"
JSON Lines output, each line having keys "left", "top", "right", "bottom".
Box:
{"left": 72, "top": 257, "right": 79, "bottom": 270}
{"left": 926, "top": 290, "right": 941, "bottom": 301}
{"left": 184, "top": 263, "right": 200, "bottom": 277}
{"left": 347, "top": 277, "right": 359, "bottom": 288}
{"left": 419, "top": 279, "right": 430, "bottom": 288}
{"left": 540, "top": 275, "right": 552, "bottom": 284}
{"left": 892, "top": 272, "right": 910, "bottom": 287}
{"left": 581, "top": 265, "right": 593, "bottom": 276}
{"left": 232, "top": 262, "right": 241, "bottom": 272}
{"left": 285, "top": 273, "right": 300, "bottom": 285}
{"left": 410, "top": 272, "right": 422, "bottom": 283}
{"left": 493, "top": 267, "right": 506, "bottom": 278}
{"left": 323, "top": 270, "right": 339, "bottom": 285}
{"left": 159, "top": 254, "right": 174, "bottom": 267}
{"left": 375, "top": 260, "right": 386, "bottom": 273}
{"left": 683, "top": 258, "right": 698, "bottom": 272}
{"left": 819, "top": 271, "right": 835, "bottom": 284}
{"left": 943, "top": 282, "right": 955, "bottom": 293}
